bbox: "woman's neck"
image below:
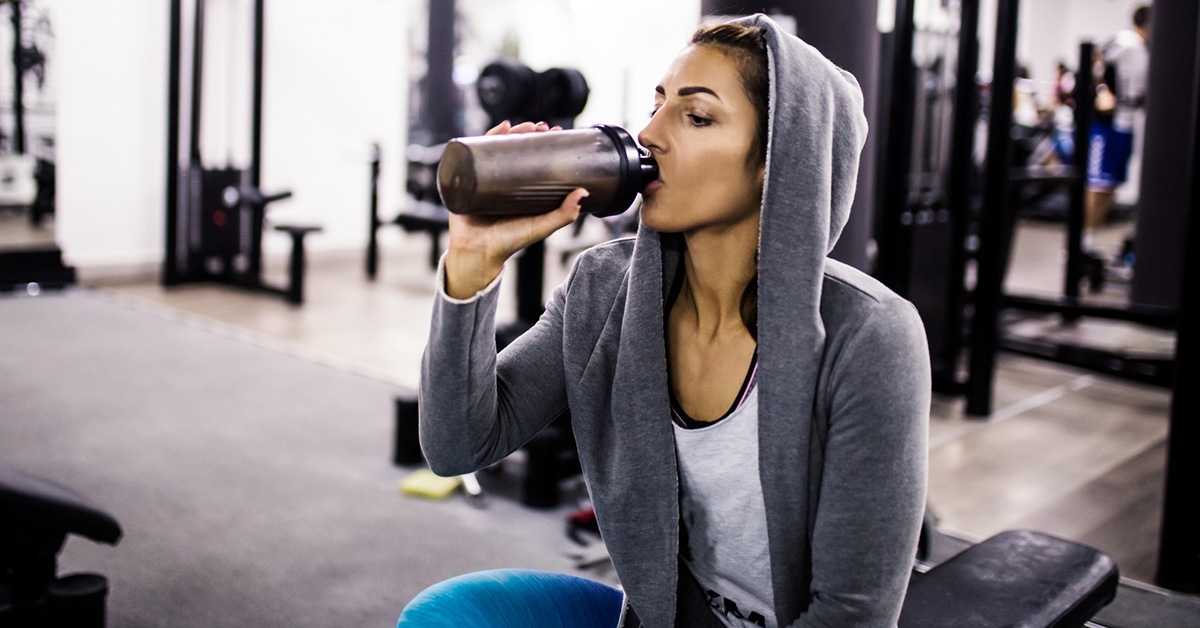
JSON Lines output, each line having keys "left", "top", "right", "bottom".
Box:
{"left": 676, "top": 216, "right": 759, "bottom": 340}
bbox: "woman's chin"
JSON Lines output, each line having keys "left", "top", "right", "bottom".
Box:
{"left": 637, "top": 199, "right": 675, "bottom": 232}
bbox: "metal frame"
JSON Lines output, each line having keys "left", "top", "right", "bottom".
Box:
{"left": 163, "top": 0, "right": 315, "bottom": 304}
{"left": 1063, "top": 43, "right": 1094, "bottom": 301}
{"left": 964, "top": 0, "right": 1019, "bottom": 416}
{"left": 938, "top": 0, "right": 980, "bottom": 394}
{"left": 8, "top": 0, "right": 24, "bottom": 154}
{"left": 874, "top": 0, "right": 916, "bottom": 296}
{"left": 874, "top": 0, "right": 979, "bottom": 395}
{"left": 963, "top": 1, "right": 1179, "bottom": 415}
{"left": 1157, "top": 0, "right": 1200, "bottom": 593}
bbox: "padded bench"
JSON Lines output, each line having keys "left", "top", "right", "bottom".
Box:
{"left": 0, "top": 467, "right": 122, "bottom": 627}
{"left": 900, "top": 529, "right": 1119, "bottom": 627}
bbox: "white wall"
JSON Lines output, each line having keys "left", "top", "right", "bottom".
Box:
{"left": 53, "top": 0, "right": 408, "bottom": 270}
{"left": 54, "top": 0, "right": 171, "bottom": 268}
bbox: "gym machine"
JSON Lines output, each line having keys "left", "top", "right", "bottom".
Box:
{"left": 365, "top": 0, "right": 457, "bottom": 278}
{"left": 873, "top": 0, "right": 977, "bottom": 395}
{"left": 163, "top": 0, "right": 320, "bottom": 305}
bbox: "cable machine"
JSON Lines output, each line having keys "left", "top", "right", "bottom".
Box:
{"left": 164, "top": 0, "right": 320, "bottom": 304}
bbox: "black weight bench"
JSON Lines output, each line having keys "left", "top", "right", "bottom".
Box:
{"left": 900, "top": 529, "right": 1119, "bottom": 628}
{"left": 0, "top": 467, "right": 122, "bottom": 627}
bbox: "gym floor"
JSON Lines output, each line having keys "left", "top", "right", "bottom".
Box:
{"left": 87, "top": 216, "right": 1175, "bottom": 587}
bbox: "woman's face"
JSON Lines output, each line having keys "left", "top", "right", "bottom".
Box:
{"left": 638, "top": 44, "right": 765, "bottom": 234}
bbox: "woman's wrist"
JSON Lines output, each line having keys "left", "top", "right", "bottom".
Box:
{"left": 444, "top": 247, "right": 504, "bottom": 300}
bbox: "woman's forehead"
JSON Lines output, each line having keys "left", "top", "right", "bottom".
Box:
{"left": 657, "top": 45, "right": 746, "bottom": 97}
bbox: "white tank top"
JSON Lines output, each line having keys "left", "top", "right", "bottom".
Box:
{"left": 673, "top": 379, "right": 777, "bottom": 628}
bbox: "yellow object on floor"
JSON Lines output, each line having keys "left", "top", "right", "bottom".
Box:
{"left": 399, "top": 469, "right": 462, "bottom": 499}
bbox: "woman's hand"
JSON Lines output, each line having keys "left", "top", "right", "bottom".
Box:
{"left": 444, "top": 120, "right": 588, "bottom": 300}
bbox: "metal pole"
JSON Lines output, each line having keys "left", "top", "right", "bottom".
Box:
{"left": 189, "top": 0, "right": 206, "bottom": 164}
{"left": 164, "top": 0, "right": 183, "bottom": 285}
{"left": 247, "top": 0, "right": 266, "bottom": 281}
{"left": 966, "top": 0, "right": 1020, "bottom": 417}
{"left": 1157, "top": 0, "right": 1200, "bottom": 594}
{"left": 367, "top": 144, "right": 381, "bottom": 280}
{"left": 250, "top": 0, "right": 264, "bottom": 188}
{"left": 1064, "top": 42, "right": 1094, "bottom": 301}
{"left": 875, "top": 0, "right": 916, "bottom": 295}
{"left": 939, "top": 0, "right": 979, "bottom": 392}
{"left": 10, "top": 0, "right": 24, "bottom": 154}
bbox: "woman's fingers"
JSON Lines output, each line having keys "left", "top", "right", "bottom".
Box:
{"left": 485, "top": 120, "right": 512, "bottom": 136}
{"left": 448, "top": 188, "right": 588, "bottom": 260}
{"left": 526, "top": 188, "right": 588, "bottom": 240}
{"left": 484, "top": 120, "right": 555, "bottom": 136}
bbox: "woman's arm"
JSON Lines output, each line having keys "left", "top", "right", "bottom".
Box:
{"left": 794, "top": 298, "right": 931, "bottom": 627}
{"left": 418, "top": 258, "right": 577, "bottom": 477}
{"left": 418, "top": 120, "right": 585, "bottom": 477}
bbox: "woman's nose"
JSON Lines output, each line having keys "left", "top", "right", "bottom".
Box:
{"left": 638, "top": 119, "right": 662, "bottom": 154}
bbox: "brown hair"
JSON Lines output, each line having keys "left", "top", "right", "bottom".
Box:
{"left": 1133, "top": 5, "right": 1150, "bottom": 29}
{"left": 690, "top": 22, "right": 770, "bottom": 169}
{"left": 689, "top": 21, "right": 768, "bottom": 339}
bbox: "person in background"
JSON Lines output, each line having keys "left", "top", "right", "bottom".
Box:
{"left": 1084, "top": 4, "right": 1151, "bottom": 259}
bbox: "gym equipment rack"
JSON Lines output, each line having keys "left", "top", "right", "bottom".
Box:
{"left": 164, "top": 0, "right": 320, "bottom": 305}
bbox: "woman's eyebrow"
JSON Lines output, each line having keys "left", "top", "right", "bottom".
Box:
{"left": 654, "top": 85, "right": 722, "bottom": 100}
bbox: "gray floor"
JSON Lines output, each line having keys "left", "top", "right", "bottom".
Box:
{"left": 6, "top": 217, "right": 1193, "bottom": 624}
{"left": 0, "top": 290, "right": 600, "bottom": 628}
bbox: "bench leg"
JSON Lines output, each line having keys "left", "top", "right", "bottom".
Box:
{"left": 286, "top": 232, "right": 306, "bottom": 304}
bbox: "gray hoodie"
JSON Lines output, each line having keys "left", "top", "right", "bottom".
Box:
{"left": 419, "top": 13, "right": 930, "bottom": 628}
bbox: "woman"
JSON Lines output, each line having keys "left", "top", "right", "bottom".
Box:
{"left": 402, "top": 13, "right": 929, "bottom": 628}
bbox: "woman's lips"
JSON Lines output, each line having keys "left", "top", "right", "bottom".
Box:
{"left": 642, "top": 179, "right": 664, "bottom": 195}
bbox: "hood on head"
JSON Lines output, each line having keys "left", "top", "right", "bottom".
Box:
{"left": 729, "top": 13, "right": 868, "bottom": 256}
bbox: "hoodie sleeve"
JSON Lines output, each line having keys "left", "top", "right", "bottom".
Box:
{"left": 417, "top": 256, "right": 571, "bottom": 477}
{"left": 793, "top": 297, "right": 930, "bottom": 627}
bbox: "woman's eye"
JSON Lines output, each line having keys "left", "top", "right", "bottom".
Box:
{"left": 648, "top": 108, "right": 659, "bottom": 119}
{"left": 687, "top": 114, "right": 712, "bottom": 127}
